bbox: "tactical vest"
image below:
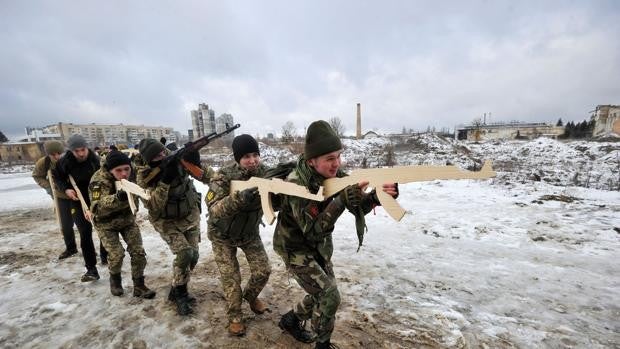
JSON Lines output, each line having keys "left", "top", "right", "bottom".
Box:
{"left": 211, "top": 197, "right": 262, "bottom": 244}
{"left": 162, "top": 171, "right": 200, "bottom": 219}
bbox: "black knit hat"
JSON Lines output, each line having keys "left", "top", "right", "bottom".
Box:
{"left": 304, "top": 120, "right": 342, "bottom": 159}
{"left": 139, "top": 138, "right": 166, "bottom": 162}
{"left": 232, "top": 134, "right": 259, "bottom": 163}
{"left": 105, "top": 151, "right": 131, "bottom": 170}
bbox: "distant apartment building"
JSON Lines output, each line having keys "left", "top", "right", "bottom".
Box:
{"left": 190, "top": 103, "right": 235, "bottom": 141}
{"left": 33, "top": 122, "right": 176, "bottom": 147}
{"left": 591, "top": 104, "right": 620, "bottom": 137}
{"left": 456, "top": 121, "right": 565, "bottom": 141}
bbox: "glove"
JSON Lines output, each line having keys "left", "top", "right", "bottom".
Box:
{"left": 182, "top": 149, "right": 201, "bottom": 166}
{"left": 161, "top": 160, "right": 179, "bottom": 184}
{"left": 116, "top": 190, "right": 128, "bottom": 202}
{"left": 237, "top": 187, "right": 259, "bottom": 205}
{"left": 339, "top": 184, "right": 362, "bottom": 211}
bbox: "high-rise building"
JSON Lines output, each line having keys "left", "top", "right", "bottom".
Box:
{"left": 190, "top": 103, "right": 235, "bottom": 140}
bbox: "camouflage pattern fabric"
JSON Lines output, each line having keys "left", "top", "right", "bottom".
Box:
{"left": 211, "top": 237, "right": 271, "bottom": 321}
{"left": 273, "top": 155, "right": 376, "bottom": 343}
{"left": 88, "top": 168, "right": 146, "bottom": 277}
{"left": 206, "top": 162, "right": 271, "bottom": 320}
{"left": 206, "top": 163, "right": 266, "bottom": 245}
{"left": 136, "top": 161, "right": 211, "bottom": 286}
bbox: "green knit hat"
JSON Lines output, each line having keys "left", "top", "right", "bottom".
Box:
{"left": 44, "top": 140, "right": 64, "bottom": 155}
{"left": 304, "top": 120, "right": 342, "bottom": 160}
{"left": 139, "top": 138, "right": 165, "bottom": 162}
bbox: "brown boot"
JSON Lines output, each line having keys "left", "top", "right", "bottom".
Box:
{"left": 249, "top": 298, "right": 270, "bottom": 314}
{"left": 133, "top": 277, "right": 156, "bottom": 299}
{"left": 228, "top": 319, "right": 246, "bottom": 336}
{"left": 109, "top": 273, "right": 124, "bottom": 296}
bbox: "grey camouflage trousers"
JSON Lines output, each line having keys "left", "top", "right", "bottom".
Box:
{"left": 96, "top": 223, "right": 146, "bottom": 279}
{"left": 286, "top": 253, "right": 341, "bottom": 344}
{"left": 211, "top": 236, "right": 271, "bottom": 321}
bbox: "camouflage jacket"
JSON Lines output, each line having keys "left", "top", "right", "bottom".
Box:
{"left": 273, "top": 158, "right": 375, "bottom": 264}
{"left": 136, "top": 155, "right": 213, "bottom": 223}
{"left": 206, "top": 163, "right": 267, "bottom": 246}
{"left": 88, "top": 168, "right": 138, "bottom": 229}
{"left": 32, "top": 156, "right": 70, "bottom": 200}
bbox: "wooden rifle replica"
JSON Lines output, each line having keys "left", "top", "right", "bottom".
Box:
{"left": 115, "top": 179, "right": 150, "bottom": 214}
{"left": 47, "top": 169, "right": 62, "bottom": 232}
{"left": 143, "top": 123, "right": 241, "bottom": 184}
{"left": 323, "top": 160, "right": 496, "bottom": 221}
{"left": 231, "top": 160, "right": 496, "bottom": 224}
{"left": 230, "top": 178, "right": 324, "bottom": 224}
{"left": 68, "top": 174, "right": 92, "bottom": 222}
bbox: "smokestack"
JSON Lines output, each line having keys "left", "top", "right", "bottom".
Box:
{"left": 356, "top": 103, "right": 362, "bottom": 139}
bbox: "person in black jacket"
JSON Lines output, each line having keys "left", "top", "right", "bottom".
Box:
{"left": 53, "top": 134, "right": 108, "bottom": 282}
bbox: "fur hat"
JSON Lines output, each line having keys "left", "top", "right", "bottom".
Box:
{"left": 138, "top": 138, "right": 165, "bottom": 162}
{"left": 105, "top": 151, "right": 131, "bottom": 170}
{"left": 44, "top": 140, "right": 64, "bottom": 155}
{"left": 67, "top": 134, "right": 88, "bottom": 151}
{"left": 304, "top": 120, "right": 342, "bottom": 159}
{"left": 232, "top": 134, "right": 259, "bottom": 163}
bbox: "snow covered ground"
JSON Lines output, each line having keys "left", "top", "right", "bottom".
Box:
{"left": 0, "top": 138, "right": 619, "bottom": 348}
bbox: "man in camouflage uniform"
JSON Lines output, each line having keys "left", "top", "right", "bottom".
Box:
{"left": 136, "top": 138, "right": 214, "bottom": 315}
{"left": 88, "top": 151, "right": 156, "bottom": 298}
{"left": 274, "top": 120, "right": 398, "bottom": 349}
{"left": 206, "top": 134, "right": 271, "bottom": 336}
{"left": 53, "top": 134, "right": 109, "bottom": 282}
{"left": 32, "top": 140, "right": 78, "bottom": 260}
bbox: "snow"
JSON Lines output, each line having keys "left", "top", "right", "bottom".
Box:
{"left": 0, "top": 137, "right": 618, "bottom": 348}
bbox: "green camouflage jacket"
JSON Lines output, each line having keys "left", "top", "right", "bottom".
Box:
{"left": 273, "top": 156, "right": 375, "bottom": 265}
{"left": 206, "top": 163, "right": 267, "bottom": 246}
{"left": 88, "top": 168, "right": 138, "bottom": 229}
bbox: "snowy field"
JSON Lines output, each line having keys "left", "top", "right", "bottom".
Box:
{"left": 0, "top": 169, "right": 618, "bottom": 348}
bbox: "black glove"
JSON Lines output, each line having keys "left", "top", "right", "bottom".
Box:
{"left": 338, "top": 184, "right": 362, "bottom": 211}
{"left": 182, "top": 149, "right": 201, "bottom": 166}
{"left": 161, "top": 160, "right": 179, "bottom": 184}
{"left": 116, "top": 190, "right": 128, "bottom": 202}
{"left": 237, "top": 187, "right": 259, "bottom": 205}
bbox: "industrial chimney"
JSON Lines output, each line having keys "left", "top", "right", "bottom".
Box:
{"left": 356, "top": 103, "right": 362, "bottom": 139}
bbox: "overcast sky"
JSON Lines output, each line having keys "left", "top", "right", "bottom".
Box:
{"left": 1, "top": 1, "right": 619, "bottom": 140}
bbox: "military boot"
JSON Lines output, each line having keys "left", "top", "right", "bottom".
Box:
{"left": 169, "top": 284, "right": 193, "bottom": 316}
{"left": 228, "top": 318, "right": 246, "bottom": 336}
{"left": 132, "top": 277, "right": 156, "bottom": 299}
{"left": 278, "top": 310, "right": 315, "bottom": 343}
{"left": 168, "top": 285, "right": 196, "bottom": 304}
{"left": 81, "top": 267, "right": 100, "bottom": 282}
{"left": 109, "top": 273, "right": 124, "bottom": 296}
{"left": 315, "top": 341, "right": 339, "bottom": 349}
{"left": 249, "top": 298, "right": 270, "bottom": 314}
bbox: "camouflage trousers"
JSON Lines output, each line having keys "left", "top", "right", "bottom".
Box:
{"left": 286, "top": 253, "right": 341, "bottom": 344}
{"left": 96, "top": 223, "right": 146, "bottom": 279}
{"left": 211, "top": 236, "right": 271, "bottom": 321}
{"left": 152, "top": 209, "right": 201, "bottom": 286}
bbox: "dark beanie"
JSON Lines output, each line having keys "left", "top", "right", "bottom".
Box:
{"left": 139, "top": 138, "right": 166, "bottom": 162}
{"left": 105, "top": 151, "right": 131, "bottom": 170}
{"left": 67, "top": 134, "right": 88, "bottom": 150}
{"left": 232, "top": 134, "right": 259, "bottom": 163}
{"left": 304, "top": 120, "right": 342, "bottom": 159}
{"left": 44, "top": 140, "right": 64, "bottom": 155}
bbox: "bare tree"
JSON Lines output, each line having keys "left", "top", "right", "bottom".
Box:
{"left": 471, "top": 117, "right": 483, "bottom": 142}
{"left": 328, "top": 117, "right": 346, "bottom": 137}
{"left": 281, "top": 121, "right": 296, "bottom": 143}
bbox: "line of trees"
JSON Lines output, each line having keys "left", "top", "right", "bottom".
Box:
{"left": 560, "top": 119, "right": 595, "bottom": 139}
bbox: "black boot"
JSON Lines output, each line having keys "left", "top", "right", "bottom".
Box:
{"left": 81, "top": 267, "right": 100, "bottom": 282}
{"left": 58, "top": 249, "right": 78, "bottom": 260}
{"left": 315, "top": 340, "right": 339, "bottom": 349}
{"left": 133, "top": 277, "right": 156, "bottom": 299}
{"left": 109, "top": 273, "right": 124, "bottom": 296}
{"left": 168, "top": 284, "right": 193, "bottom": 316}
{"left": 168, "top": 285, "right": 196, "bottom": 304}
{"left": 278, "top": 310, "right": 315, "bottom": 343}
